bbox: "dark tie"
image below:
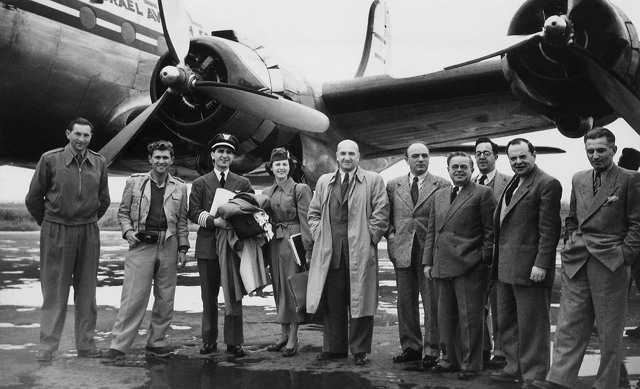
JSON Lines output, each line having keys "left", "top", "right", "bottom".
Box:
{"left": 341, "top": 173, "right": 349, "bottom": 201}
{"left": 450, "top": 186, "right": 459, "bottom": 204}
{"left": 505, "top": 176, "right": 520, "bottom": 206}
{"left": 75, "top": 153, "right": 83, "bottom": 166}
{"left": 479, "top": 174, "right": 487, "bottom": 185}
{"left": 411, "top": 177, "right": 419, "bottom": 205}
{"left": 593, "top": 171, "right": 601, "bottom": 195}
{"left": 219, "top": 172, "right": 226, "bottom": 187}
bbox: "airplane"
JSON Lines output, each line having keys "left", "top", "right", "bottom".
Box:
{"left": 1, "top": 0, "right": 638, "bottom": 187}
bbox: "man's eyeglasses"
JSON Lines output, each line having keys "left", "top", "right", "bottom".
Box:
{"left": 475, "top": 151, "right": 494, "bottom": 158}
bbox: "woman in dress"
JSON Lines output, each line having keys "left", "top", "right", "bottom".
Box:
{"left": 263, "top": 148, "right": 313, "bottom": 357}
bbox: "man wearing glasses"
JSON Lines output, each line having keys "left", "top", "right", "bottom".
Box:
{"left": 102, "top": 140, "right": 189, "bottom": 363}
{"left": 473, "top": 137, "right": 511, "bottom": 369}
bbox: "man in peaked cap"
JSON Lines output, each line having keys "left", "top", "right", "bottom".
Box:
{"left": 188, "top": 133, "right": 254, "bottom": 357}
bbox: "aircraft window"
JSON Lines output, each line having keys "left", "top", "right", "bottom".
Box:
{"left": 121, "top": 22, "right": 136, "bottom": 44}
{"left": 79, "top": 7, "right": 96, "bottom": 30}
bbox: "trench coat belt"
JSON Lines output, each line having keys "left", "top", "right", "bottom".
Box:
{"left": 273, "top": 222, "right": 299, "bottom": 239}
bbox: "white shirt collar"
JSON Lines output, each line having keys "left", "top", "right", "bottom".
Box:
{"left": 475, "top": 169, "right": 497, "bottom": 184}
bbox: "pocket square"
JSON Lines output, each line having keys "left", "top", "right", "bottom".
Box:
{"left": 604, "top": 195, "right": 619, "bottom": 205}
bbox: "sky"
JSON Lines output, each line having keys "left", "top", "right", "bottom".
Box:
{"left": 2, "top": 0, "right": 640, "bottom": 203}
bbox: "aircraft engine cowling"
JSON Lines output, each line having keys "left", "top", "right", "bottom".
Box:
{"left": 505, "top": 0, "right": 640, "bottom": 132}
{"left": 149, "top": 34, "right": 298, "bottom": 175}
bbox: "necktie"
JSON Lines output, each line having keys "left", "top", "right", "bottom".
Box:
{"left": 219, "top": 172, "right": 226, "bottom": 187}
{"left": 411, "top": 177, "right": 419, "bottom": 205}
{"left": 450, "top": 186, "right": 459, "bottom": 204}
{"left": 505, "top": 176, "right": 520, "bottom": 206}
{"left": 479, "top": 174, "right": 487, "bottom": 185}
{"left": 593, "top": 171, "right": 601, "bottom": 195}
{"left": 75, "top": 153, "right": 83, "bottom": 166}
{"left": 341, "top": 173, "right": 349, "bottom": 201}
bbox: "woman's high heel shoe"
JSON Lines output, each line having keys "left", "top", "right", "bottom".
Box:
{"left": 266, "top": 338, "right": 288, "bottom": 352}
{"left": 282, "top": 341, "right": 299, "bottom": 357}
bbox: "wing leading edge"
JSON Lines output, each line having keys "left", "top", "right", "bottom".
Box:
{"left": 321, "top": 60, "right": 554, "bottom": 159}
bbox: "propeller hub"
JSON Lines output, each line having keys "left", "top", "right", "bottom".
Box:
{"left": 159, "top": 65, "right": 195, "bottom": 94}
{"left": 543, "top": 15, "right": 573, "bottom": 46}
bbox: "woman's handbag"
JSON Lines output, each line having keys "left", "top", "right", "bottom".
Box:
{"left": 287, "top": 271, "right": 308, "bottom": 312}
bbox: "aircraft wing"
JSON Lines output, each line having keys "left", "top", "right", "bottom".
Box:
{"left": 321, "top": 60, "right": 555, "bottom": 159}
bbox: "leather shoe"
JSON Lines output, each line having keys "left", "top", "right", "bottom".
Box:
{"left": 486, "top": 355, "right": 507, "bottom": 369}
{"left": 431, "top": 364, "right": 460, "bottom": 373}
{"left": 266, "top": 338, "right": 288, "bottom": 352}
{"left": 316, "top": 351, "right": 348, "bottom": 361}
{"left": 77, "top": 348, "right": 102, "bottom": 358}
{"left": 226, "top": 344, "right": 245, "bottom": 358}
{"left": 199, "top": 343, "right": 216, "bottom": 355}
{"left": 282, "top": 342, "right": 299, "bottom": 357}
{"left": 353, "top": 352, "right": 368, "bottom": 365}
{"left": 101, "top": 348, "right": 125, "bottom": 364}
{"left": 35, "top": 350, "right": 52, "bottom": 362}
{"left": 458, "top": 370, "right": 477, "bottom": 380}
{"left": 527, "top": 380, "right": 570, "bottom": 389}
{"left": 626, "top": 326, "right": 640, "bottom": 338}
{"left": 392, "top": 348, "right": 422, "bottom": 363}
{"left": 490, "top": 370, "right": 520, "bottom": 382}
{"left": 421, "top": 355, "right": 438, "bottom": 368}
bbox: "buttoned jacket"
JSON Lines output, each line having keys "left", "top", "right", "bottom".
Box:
{"left": 562, "top": 164, "right": 640, "bottom": 277}
{"left": 493, "top": 165, "right": 562, "bottom": 286}
{"left": 423, "top": 182, "right": 495, "bottom": 278}
{"left": 386, "top": 172, "right": 450, "bottom": 268}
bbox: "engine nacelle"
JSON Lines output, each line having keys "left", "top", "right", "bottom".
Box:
{"left": 149, "top": 33, "right": 304, "bottom": 174}
{"left": 505, "top": 0, "right": 640, "bottom": 133}
{"left": 556, "top": 114, "right": 593, "bottom": 138}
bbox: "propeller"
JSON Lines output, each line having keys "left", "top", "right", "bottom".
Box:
{"left": 194, "top": 82, "right": 329, "bottom": 133}
{"left": 569, "top": 45, "right": 640, "bottom": 132}
{"left": 99, "top": 0, "right": 329, "bottom": 166}
{"left": 437, "top": 0, "right": 640, "bottom": 134}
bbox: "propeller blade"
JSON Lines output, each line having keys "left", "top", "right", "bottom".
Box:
{"left": 99, "top": 92, "right": 171, "bottom": 166}
{"left": 567, "top": 0, "right": 583, "bottom": 16}
{"left": 444, "top": 33, "right": 543, "bottom": 70}
{"left": 194, "top": 81, "right": 330, "bottom": 133}
{"left": 158, "top": 0, "right": 191, "bottom": 65}
{"left": 569, "top": 45, "right": 640, "bottom": 134}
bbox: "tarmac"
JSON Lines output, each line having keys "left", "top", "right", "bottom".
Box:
{"left": 1, "top": 231, "right": 640, "bottom": 389}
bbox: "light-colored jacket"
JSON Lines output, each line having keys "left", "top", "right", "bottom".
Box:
{"left": 307, "top": 167, "right": 389, "bottom": 317}
{"left": 386, "top": 172, "right": 450, "bottom": 268}
{"left": 562, "top": 164, "right": 640, "bottom": 277}
{"left": 118, "top": 172, "right": 189, "bottom": 248}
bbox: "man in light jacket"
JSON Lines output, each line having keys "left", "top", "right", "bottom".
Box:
{"left": 307, "top": 139, "right": 390, "bottom": 366}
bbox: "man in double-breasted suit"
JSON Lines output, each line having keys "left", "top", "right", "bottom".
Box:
{"left": 386, "top": 142, "right": 450, "bottom": 366}
{"left": 473, "top": 137, "right": 511, "bottom": 367}
{"left": 423, "top": 152, "right": 495, "bottom": 380}
{"left": 491, "top": 139, "right": 562, "bottom": 388}
{"left": 188, "top": 134, "right": 253, "bottom": 358}
{"left": 534, "top": 128, "right": 640, "bottom": 389}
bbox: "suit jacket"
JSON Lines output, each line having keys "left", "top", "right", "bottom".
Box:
{"left": 188, "top": 170, "right": 253, "bottom": 259}
{"left": 562, "top": 164, "right": 640, "bottom": 278}
{"left": 423, "top": 182, "right": 495, "bottom": 278}
{"left": 489, "top": 171, "right": 512, "bottom": 202}
{"left": 386, "top": 172, "right": 451, "bottom": 268}
{"left": 494, "top": 165, "right": 562, "bottom": 286}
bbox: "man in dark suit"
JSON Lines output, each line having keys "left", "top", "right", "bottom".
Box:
{"left": 490, "top": 138, "right": 562, "bottom": 389}
{"left": 386, "top": 142, "right": 450, "bottom": 367}
{"left": 533, "top": 128, "right": 640, "bottom": 389}
{"left": 188, "top": 133, "right": 253, "bottom": 358}
{"left": 423, "top": 151, "right": 495, "bottom": 380}
{"left": 473, "top": 137, "right": 511, "bottom": 368}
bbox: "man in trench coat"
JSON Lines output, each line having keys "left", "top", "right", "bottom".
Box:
{"left": 307, "top": 139, "right": 390, "bottom": 366}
